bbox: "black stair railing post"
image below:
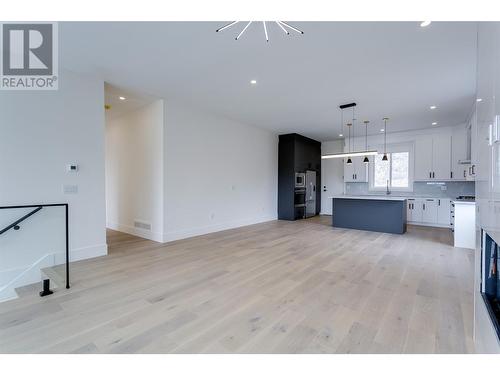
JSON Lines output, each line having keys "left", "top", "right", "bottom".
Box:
{"left": 65, "top": 203, "right": 70, "bottom": 289}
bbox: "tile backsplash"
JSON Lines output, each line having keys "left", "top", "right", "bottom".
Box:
{"left": 345, "top": 181, "right": 475, "bottom": 199}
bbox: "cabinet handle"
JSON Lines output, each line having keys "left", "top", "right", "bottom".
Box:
{"left": 423, "top": 203, "right": 426, "bottom": 210}
{"left": 432, "top": 172, "right": 435, "bottom": 178}
{"left": 438, "top": 199, "right": 440, "bottom": 206}
{"left": 464, "top": 170, "right": 466, "bottom": 178}
{"left": 353, "top": 174, "right": 354, "bottom": 180}
{"left": 355, "top": 174, "right": 357, "bottom": 179}
{"left": 450, "top": 171, "right": 453, "bottom": 179}
{"left": 472, "top": 165, "right": 475, "bottom": 175}
{"left": 429, "top": 172, "right": 432, "bottom": 179}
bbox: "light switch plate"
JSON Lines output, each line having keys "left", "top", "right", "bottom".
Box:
{"left": 63, "top": 184, "right": 78, "bottom": 194}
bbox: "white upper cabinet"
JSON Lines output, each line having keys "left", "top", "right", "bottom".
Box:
{"left": 343, "top": 158, "right": 368, "bottom": 182}
{"left": 353, "top": 157, "right": 368, "bottom": 182}
{"left": 343, "top": 159, "right": 355, "bottom": 182}
{"left": 451, "top": 127, "right": 468, "bottom": 180}
{"left": 414, "top": 136, "right": 434, "bottom": 180}
{"left": 343, "top": 140, "right": 368, "bottom": 182}
{"left": 414, "top": 134, "right": 451, "bottom": 181}
{"left": 433, "top": 136, "right": 452, "bottom": 180}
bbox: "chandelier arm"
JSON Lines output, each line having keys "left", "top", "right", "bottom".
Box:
{"left": 278, "top": 21, "right": 304, "bottom": 34}
{"left": 275, "top": 21, "right": 289, "bottom": 35}
{"left": 236, "top": 21, "right": 252, "bottom": 40}
{"left": 263, "top": 21, "right": 269, "bottom": 42}
{"left": 216, "top": 21, "right": 239, "bottom": 33}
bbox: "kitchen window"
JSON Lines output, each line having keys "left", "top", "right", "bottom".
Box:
{"left": 369, "top": 144, "right": 413, "bottom": 191}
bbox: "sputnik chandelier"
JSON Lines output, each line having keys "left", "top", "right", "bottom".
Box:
{"left": 216, "top": 21, "right": 304, "bottom": 42}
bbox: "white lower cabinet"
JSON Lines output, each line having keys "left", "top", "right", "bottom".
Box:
{"left": 422, "top": 199, "right": 438, "bottom": 223}
{"left": 407, "top": 197, "right": 451, "bottom": 228}
{"left": 407, "top": 198, "right": 423, "bottom": 222}
{"left": 437, "top": 198, "right": 451, "bottom": 226}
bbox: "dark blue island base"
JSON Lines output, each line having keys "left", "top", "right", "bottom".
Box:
{"left": 332, "top": 197, "right": 407, "bottom": 234}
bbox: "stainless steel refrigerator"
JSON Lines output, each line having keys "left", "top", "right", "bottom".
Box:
{"left": 305, "top": 170, "right": 316, "bottom": 218}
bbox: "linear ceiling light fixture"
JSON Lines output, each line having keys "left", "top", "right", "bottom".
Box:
{"left": 322, "top": 150, "right": 378, "bottom": 159}
{"left": 216, "top": 21, "right": 304, "bottom": 42}
{"left": 321, "top": 102, "right": 378, "bottom": 161}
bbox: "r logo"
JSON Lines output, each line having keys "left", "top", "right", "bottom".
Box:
{"left": 1, "top": 22, "right": 58, "bottom": 90}
{"left": 2, "top": 24, "right": 53, "bottom": 75}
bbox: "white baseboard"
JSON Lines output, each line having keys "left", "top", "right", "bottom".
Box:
{"left": 106, "top": 221, "right": 163, "bottom": 242}
{"left": 163, "top": 215, "right": 277, "bottom": 243}
{"left": 408, "top": 222, "right": 451, "bottom": 229}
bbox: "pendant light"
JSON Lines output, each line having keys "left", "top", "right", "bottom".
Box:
{"left": 363, "top": 120, "right": 370, "bottom": 163}
{"left": 382, "top": 117, "right": 389, "bottom": 161}
{"left": 346, "top": 122, "right": 353, "bottom": 164}
{"left": 321, "top": 102, "right": 378, "bottom": 160}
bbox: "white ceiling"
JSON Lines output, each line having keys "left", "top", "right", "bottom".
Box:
{"left": 104, "top": 83, "right": 158, "bottom": 120}
{"left": 60, "top": 22, "right": 477, "bottom": 140}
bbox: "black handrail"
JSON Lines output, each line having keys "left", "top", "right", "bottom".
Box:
{"left": 0, "top": 206, "right": 43, "bottom": 235}
{"left": 0, "top": 204, "right": 70, "bottom": 289}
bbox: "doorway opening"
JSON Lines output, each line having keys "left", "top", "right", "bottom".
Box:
{"left": 104, "top": 83, "right": 164, "bottom": 249}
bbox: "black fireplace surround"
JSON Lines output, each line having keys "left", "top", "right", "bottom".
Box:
{"left": 482, "top": 231, "right": 500, "bottom": 339}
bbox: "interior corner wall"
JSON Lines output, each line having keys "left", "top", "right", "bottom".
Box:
{"left": 105, "top": 100, "right": 164, "bottom": 242}
{"left": 163, "top": 101, "right": 278, "bottom": 242}
{"left": 0, "top": 69, "right": 107, "bottom": 268}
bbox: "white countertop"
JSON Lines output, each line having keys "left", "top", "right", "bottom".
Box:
{"left": 329, "top": 195, "right": 407, "bottom": 201}
{"left": 452, "top": 200, "right": 476, "bottom": 205}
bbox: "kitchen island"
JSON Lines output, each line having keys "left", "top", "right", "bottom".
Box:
{"left": 330, "top": 195, "right": 407, "bottom": 234}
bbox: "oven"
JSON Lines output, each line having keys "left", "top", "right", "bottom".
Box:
{"left": 294, "top": 188, "right": 306, "bottom": 220}
{"left": 295, "top": 172, "right": 306, "bottom": 188}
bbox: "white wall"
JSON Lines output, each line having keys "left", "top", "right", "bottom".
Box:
{"left": 320, "top": 140, "right": 345, "bottom": 214}
{"left": 163, "top": 102, "right": 278, "bottom": 242}
{"left": 0, "top": 69, "right": 107, "bottom": 299}
{"left": 105, "top": 100, "right": 164, "bottom": 241}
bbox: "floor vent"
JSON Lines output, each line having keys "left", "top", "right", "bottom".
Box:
{"left": 134, "top": 220, "right": 151, "bottom": 231}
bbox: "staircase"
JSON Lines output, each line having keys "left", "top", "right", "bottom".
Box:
{"left": 0, "top": 204, "right": 70, "bottom": 302}
{"left": 12, "top": 265, "right": 65, "bottom": 300}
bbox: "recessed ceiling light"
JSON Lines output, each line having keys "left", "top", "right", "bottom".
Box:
{"left": 250, "top": 80, "right": 257, "bottom": 85}
{"left": 339, "top": 134, "right": 343, "bottom": 137}
{"left": 477, "top": 98, "right": 483, "bottom": 102}
{"left": 380, "top": 129, "right": 385, "bottom": 132}
{"left": 432, "top": 122, "right": 438, "bottom": 125}
{"left": 430, "top": 105, "right": 437, "bottom": 109}
{"left": 420, "top": 21, "right": 431, "bottom": 27}
{"left": 119, "top": 96, "right": 126, "bottom": 100}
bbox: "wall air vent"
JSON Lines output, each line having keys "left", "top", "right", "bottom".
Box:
{"left": 134, "top": 220, "right": 151, "bottom": 231}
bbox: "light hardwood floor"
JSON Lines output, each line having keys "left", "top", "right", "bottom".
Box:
{"left": 0, "top": 217, "right": 475, "bottom": 353}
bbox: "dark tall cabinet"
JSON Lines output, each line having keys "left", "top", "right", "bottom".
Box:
{"left": 278, "top": 133, "right": 321, "bottom": 220}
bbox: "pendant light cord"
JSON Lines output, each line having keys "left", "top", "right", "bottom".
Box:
{"left": 341, "top": 109, "right": 344, "bottom": 140}
{"left": 348, "top": 125, "right": 351, "bottom": 152}
{"left": 352, "top": 107, "right": 355, "bottom": 152}
{"left": 365, "top": 122, "right": 368, "bottom": 150}
{"left": 384, "top": 118, "right": 387, "bottom": 154}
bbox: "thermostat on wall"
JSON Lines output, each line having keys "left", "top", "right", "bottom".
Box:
{"left": 67, "top": 164, "right": 78, "bottom": 172}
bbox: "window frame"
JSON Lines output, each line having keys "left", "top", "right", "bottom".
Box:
{"left": 368, "top": 142, "right": 414, "bottom": 192}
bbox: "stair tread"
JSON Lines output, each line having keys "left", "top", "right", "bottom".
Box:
{"left": 14, "top": 282, "right": 40, "bottom": 298}
{"left": 41, "top": 266, "right": 66, "bottom": 289}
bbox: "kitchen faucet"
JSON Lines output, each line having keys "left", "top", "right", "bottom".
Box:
{"left": 386, "top": 180, "right": 391, "bottom": 195}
